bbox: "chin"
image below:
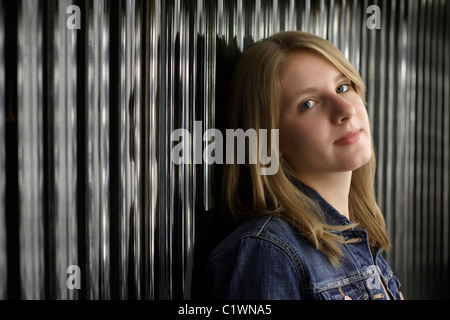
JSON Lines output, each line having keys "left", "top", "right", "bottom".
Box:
{"left": 338, "top": 153, "right": 372, "bottom": 172}
{"left": 334, "top": 145, "right": 372, "bottom": 171}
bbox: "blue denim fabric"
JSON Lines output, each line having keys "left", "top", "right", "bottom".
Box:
{"left": 203, "top": 182, "right": 402, "bottom": 300}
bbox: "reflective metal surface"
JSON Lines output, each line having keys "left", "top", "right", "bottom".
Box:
{"left": 17, "top": 0, "right": 45, "bottom": 299}
{"left": 52, "top": 0, "right": 79, "bottom": 300}
{"left": 85, "top": 0, "right": 110, "bottom": 300}
{"left": 0, "top": 0, "right": 6, "bottom": 300}
{"left": 1, "top": 0, "right": 449, "bottom": 300}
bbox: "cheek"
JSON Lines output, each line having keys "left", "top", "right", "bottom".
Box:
{"left": 279, "top": 118, "right": 326, "bottom": 156}
{"left": 279, "top": 119, "right": 304, "bottom": 155}
{"left": 354, "top": 98, "right": 370, "bottom": 123}
{"left": 358, "top": 106, "right": 372, "bottom": 136}
{"left": 355, "top": 108, "right": 373, "bottom": 165}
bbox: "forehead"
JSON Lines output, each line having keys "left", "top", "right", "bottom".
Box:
{"left": 281, "top": 51, "right": 342, "bottom": 86}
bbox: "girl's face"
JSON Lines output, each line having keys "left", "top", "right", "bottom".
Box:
{"left": 279, "top": 51, "right": 372, "bottom": 179}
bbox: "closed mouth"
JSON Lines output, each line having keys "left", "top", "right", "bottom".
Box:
{"left": 334, "top": 128, "right": 361, "bottom": 146}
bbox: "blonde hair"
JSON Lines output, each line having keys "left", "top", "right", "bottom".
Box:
{"left": 222, "top": 31, "right": 391, "bottom": 265}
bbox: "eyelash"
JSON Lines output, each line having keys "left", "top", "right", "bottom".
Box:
{"left": 336, "top": 83, "right": 350, "bottom": 94}
{"left": 299, "top": 100, "right": 317, "bottom": 110}
{"left": 299, "top": 83, "right": 351, "bottom": 111}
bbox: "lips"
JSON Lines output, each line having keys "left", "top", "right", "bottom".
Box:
{"left": 334, "top": 128, "right": 362, "bottom": 146}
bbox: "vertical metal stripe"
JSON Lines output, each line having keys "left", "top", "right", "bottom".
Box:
{"left": 117, "top": 0, "right": 144, "bottom": 299}
{"left": 133, "top": 0, "right": 143, "bottom": 299}
{"left": 434, "top": 0, "right": 448, "bottom": 298}
{"left": 349, "top": 0, "right": 360, "bottom": 69}
{"left": 422, "top": 0, "right": 432, "bottom": 298}
{"left": 17, "top": 0, "right": 44, "bottom": 299}
{"left": 367, "top": 0, "right": 377, "bottom": 142}
{"left": 438, "top": 0, "right": 447, "bottom": 298}
{"left": 235, "top": 0, "right": 245, "bottom": 51}
{"left": 204, "top": 0, "right": 216, "bottom": 211}
{"left": 433, "top": 0, "right": 443, "bottom": 297}
{"left": 429, "top": 0, "right": 439, "bottom": 298}
{"left": 359, "top": 0, "right": 368, "bottom": 95}
{"left": 145, "top": 0, "right": 160, "bottom": 300}
{"left": 272, "top": 0, "right": 281, "bottom": 35}
{"left": 53, "top": 0, "right": 78, "bottom": 300}
{"left": 405, "top": 0, "right": 418, "bottom": 298}
{"left": 377, "top": 0, "right": 387, "bottom": 229}
{"left": 329, "top": 0, "right": 339, "bottom": 47}
{"left": 119, "top": 0, "right": 139, "bottom": 299}
{"left": 157, "top": 0, "right": 169, "bottom": 299}
{"left": 303, "top": 0, "right": 311, "bottom": 33}
{"left": 340, "top": 0, "right": 349, "bottom": 60}
{"left": 442, "top": 0, "right": 450, "bottom": 300}
{"left": 0, "top": 0, "right": 6, "bottom": 300}
{"left": 86, "top": 0, "right": 100, "bottom": 300}
{"left": 86, "top": 0, "right": 110, "bottom": 299}
{"left": 119, "top": 0, "right": 128, "bottom": 299}
{"left": 164, "top": 0, "right": 178, "bottom": 300}
{"left": 179, "top": 0, "right": 191, "bottom": 299}
{"left": 395, "top": 0, "right": 408, "bottom": 287}
{"left": 438, "top": 0, "right": 447, "bottom": 297}
{"left": 414, "top": 0, "right": 425, "bottom": 299}
{"left": 384, "top": 0, "right": 396, "bottom": 264}
{"left": 216, "top": 0, "right": 224, "bottom": 38}
{"left": 144, "top": 0, "right": 160, "bottom": 300}
{"left": 100, "top": 0, "right": 111, "bottom": 300}
{"left": 285, "top": 0, "right": 296, "bottom": 31}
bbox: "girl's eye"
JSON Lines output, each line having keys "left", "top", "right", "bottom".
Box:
{"left": 336, "top": 84, "right": 350, "bottom": 93}
{"left": 299, "top": 100, "right": 317, "bottom": 110}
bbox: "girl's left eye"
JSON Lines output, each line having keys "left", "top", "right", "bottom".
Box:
{"left": 336, "top": 84, "right": 350, "bottom": 93}
{"left": 299, "top": 99, "right": 317, "bottom": 110}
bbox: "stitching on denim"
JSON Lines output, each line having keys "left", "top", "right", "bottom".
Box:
{"left": 339, "top": 231, "right": 368, "bottom": 269}
{"left": 207, "top": 216, "right": 398, "bottom": 299}
{"left": 208, "top": 216, "right": 275, "bottom": 262}
{"left": 375, "top": 255, "right": 395, "bottom": 284}
{"left": 208, "top": 228, "right": 305, "bottom": 288}
{"left": 207, "top": 219, "right": 308, "bottom": 294}
{"left": 255, "top": 216, "right": 273, "bottom": 237}
{"left": 252, "top": 232, "right": 307, "bottom": 293}
{"left": 342, "top": 243, "right": 363, "bottom": 269}
{"left": 310, "top": 271, "right": 374, "bottom": 293}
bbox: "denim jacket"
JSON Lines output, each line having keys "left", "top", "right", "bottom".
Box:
{"left": 203, "top": 182, "right": 403, "bottom": 300}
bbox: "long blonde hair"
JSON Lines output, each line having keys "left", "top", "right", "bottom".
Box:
{"left": 222, "top": 31, "right": 391, "bottom": 265}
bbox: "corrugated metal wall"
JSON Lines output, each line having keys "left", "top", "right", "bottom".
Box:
{"left": 0, "top": 0, "right": 448, "bottom": 300}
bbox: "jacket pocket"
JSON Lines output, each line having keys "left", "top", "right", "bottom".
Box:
{"left": 320, "top": 280, "right": 370, "bottom": 300}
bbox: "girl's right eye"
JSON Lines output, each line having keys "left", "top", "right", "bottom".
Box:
{"left": 299, "top": 99, "right": 317, "bottom": 110}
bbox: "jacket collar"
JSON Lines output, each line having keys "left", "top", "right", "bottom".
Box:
{"left": 291, "top": 178, "right": 353, "bottom": 227}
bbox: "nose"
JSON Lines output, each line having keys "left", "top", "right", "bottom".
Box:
{"left": 330, "top": 95, "right": 356, "bottom": 124}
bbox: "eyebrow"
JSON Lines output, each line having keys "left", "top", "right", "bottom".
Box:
{"left": 292, "top": 73, "right": 349, "bottom": 98}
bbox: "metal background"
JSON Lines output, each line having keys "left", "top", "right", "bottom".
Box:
{"left": 0, "top": 0, "right": 449, "bottom": 300}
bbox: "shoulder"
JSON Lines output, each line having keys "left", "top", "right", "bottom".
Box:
{"left": 208, "top": 215, "right": 307, "bottom": 269}
{"left": 204, "top": 216, "right": 307, "bottom": 299}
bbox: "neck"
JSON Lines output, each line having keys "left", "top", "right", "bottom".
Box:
{"left": 296, "top": 171, "right": 352, "bottom": 218}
